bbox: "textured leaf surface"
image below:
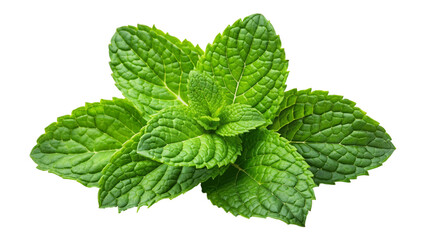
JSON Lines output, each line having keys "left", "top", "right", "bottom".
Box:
{"left": 110, "top": 25, "right": 203, "bottom": 120}
{"left": 30, "top": 99, "right": 146, "bottom": 187}
{"left": 216, "top": 103, "right": 266, "bottom": 136}
{"left": 188, "top": 71, "right": 223, "bottom": 116}
{"left": 197, "top": 14, "right": 288, "bottom": 123}
{"left": 138, "top": 106, "right": 242, "bottom": 169}
{"left": 270, "top": 89, "right": 395, "bottom": 185}
{"left": 99, "top": 132, "right": 222, "bottom": 211}
{"left": 202, "top": 129, "right": 315, "bottom": 226}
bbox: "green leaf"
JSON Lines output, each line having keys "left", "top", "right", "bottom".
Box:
{"left": 197, "top": 14, "right": 288, "bottom": 123}
{"left": 137, "top": 106, "right": 242, "bottom": 169}
{"left": 188, "top": 71, "right": 223, "bottom": 116}
{"left": 110, "top": 25, "right": 203, "bottom": 120}
{"left": 30, "top": 99, "right": 146, "bottom": 187}
{"left": 216, "top": 103, "right": 266, "bottom": 136}
{"left": 202, "top": 129, "right": 315, "bottom": 226}
{"left": 99, "top": 131, "right": 223, "bottom": 211}
{"left": 270, "top": 89, "right": 395, "bottom": 185}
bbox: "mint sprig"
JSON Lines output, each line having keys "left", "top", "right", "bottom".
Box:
{"left": 30, "top": 13, "right": 395, "bottom": 226}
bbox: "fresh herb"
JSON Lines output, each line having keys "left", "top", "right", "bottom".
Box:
{"left": 30, "top": 13, "right": 395, "bottom": 226}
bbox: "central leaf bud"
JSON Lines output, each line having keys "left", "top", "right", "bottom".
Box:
{"left": 196, "top": 115, "right": 221, "bottom": 131}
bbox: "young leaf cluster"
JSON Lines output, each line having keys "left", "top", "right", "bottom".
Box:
{"left": 30, "top": 14, "right": 395, "bottom": 226}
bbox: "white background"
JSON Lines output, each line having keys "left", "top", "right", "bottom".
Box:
{"left": 1, "top": 0, "right": 425, "bottom": 239}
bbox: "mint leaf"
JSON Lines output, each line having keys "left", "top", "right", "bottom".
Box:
{"left": 197, "top": 14, "right": 288, "bottom": 123}
{"left": 99, "top": 131, "right": 223, "bottom": 211}
{"left": 202, "top": 129, "right": 315, "bottom": 226}
{"left": 110, "top": 25, "right": 203, "bottom": 120}
{"left": 188, "top": 71, "right": 223, "bottom": 116}
{"left": 30, "top": 99, "right": 146, "bottom": 187}
{"left": 270, "top": 89, "right": 395, "bottom": 185}
{"left": 30, "top": 13, "right": 397, "bottom": 225}
{"left": 216, "top": 103, "right": 266, "bottom": 136}
{"left": 137, "top": 106, "right": 242, "bottom": 169}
